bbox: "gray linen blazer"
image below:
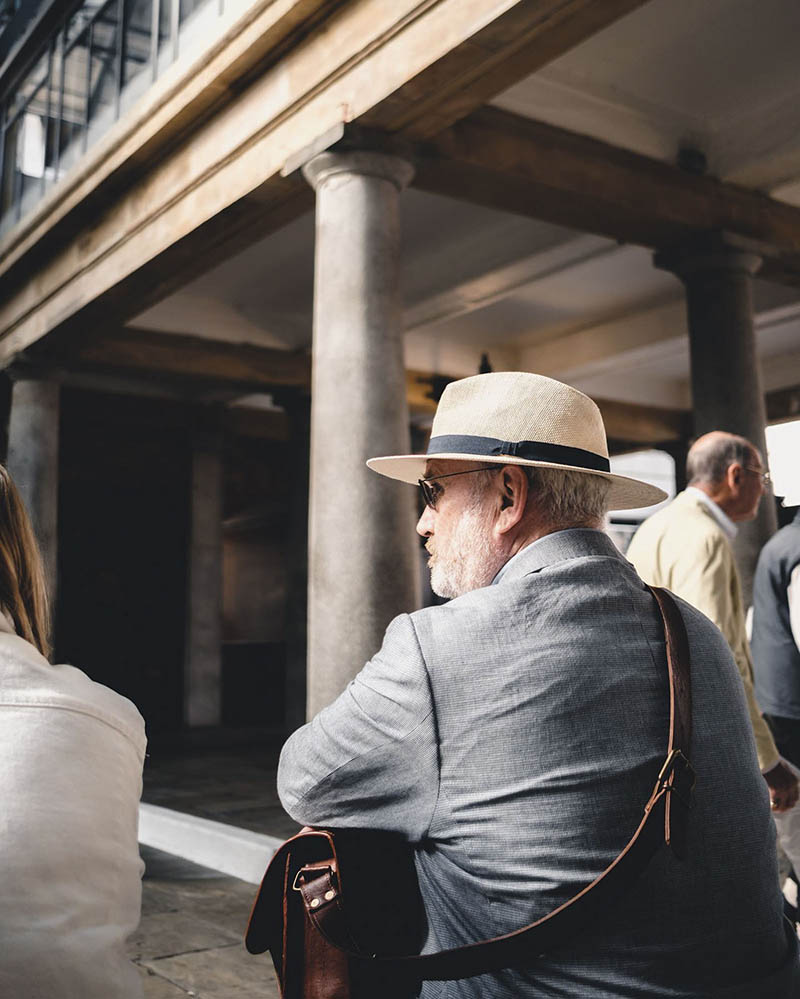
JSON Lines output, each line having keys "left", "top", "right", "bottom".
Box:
{"left": 278, "top": 529, "right": 799, "bottom": 998}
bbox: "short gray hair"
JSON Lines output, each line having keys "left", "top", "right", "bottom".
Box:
{"left": 687, "top": 433, "right": 755, "bottom": 486}
{"left": 470, "top": 464, "right": 609, "bottom": 528}
{"left": 523, "top": 466, "right": 610, "bottom": 528}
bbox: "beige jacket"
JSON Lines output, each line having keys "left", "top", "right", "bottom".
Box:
{"left": 627, "top": 489, "right": 779, "bottom": 772}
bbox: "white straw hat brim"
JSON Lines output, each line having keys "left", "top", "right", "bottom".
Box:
{"left": 366, "top": 452, "right": 667, "bottom": 511}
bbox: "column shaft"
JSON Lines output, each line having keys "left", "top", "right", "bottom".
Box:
{"left": 282, "top": 391, "right": 310, "bottom": 734}
{"left": 7, "top": 378, "right": 60, "bottom": 602}
{"left": 304, "top": 150, "right": 420, "bottom": 718}
{"left": 656, "top": 239, "right": 776, "bottom": 602}
{"left": 185, "top": 427, "right": 223, "bottom": 727}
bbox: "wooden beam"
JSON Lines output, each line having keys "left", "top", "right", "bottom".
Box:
{"left": 363, "top": 0, "right": 650, "bottom": 139}
{"left": 767, "top": 384, "right": 800, "bottom": 425}
{"left": 415, "top": 108, "right": 800, "bottom": 285}
{"left": 224, "top": 406, "right": 290, "bottom": 441}
{"left": 407, "top": 368, "right": 690, "bottom": 442}
{"left": 31, "top": 327, "right": 311, "bottom": 392}
{"left": 598, "top": 398, "right": 689, "bottom": 443}
{"left": 26, "top": 340, "right": 695, "bottom": 445}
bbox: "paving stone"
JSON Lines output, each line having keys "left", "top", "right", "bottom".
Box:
{"left": 133, "top": 749, "right": 290, "bottom": 995}
{"left": 151, "top": 881, "right": 255, "bottom": 937}
{"left": 143, "top": 846, "right": 227, "bottom": 881}
{"left": 208, "top": 804, "right": 299, "bottom": 839}
{"left": 136, "top": 963, "right": 193, "bottom": 997}
{"left": 129, "top": 910, "right": 241, "bottom": 962}
{"left": 142, "top": 745, "right": 295, "bottom": 841}
{"left": 140, "top": 881, "right": 184, "bottom": 917}
{"left": 143, "top": 942, "right": 280, "bottom": 998}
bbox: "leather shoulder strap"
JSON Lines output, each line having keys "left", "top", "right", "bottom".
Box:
{"left": 248, "top": 585, "right": 695, "bottom": 981}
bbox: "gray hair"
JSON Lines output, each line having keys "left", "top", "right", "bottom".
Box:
{"left": 686, "top": 433, "right": 755, "bottom": 487}
{"left": 470, "top": 464, "right": 610, "bottom": 528}
{"left": 523, "top": 466, "right": 610, "bottom": 528}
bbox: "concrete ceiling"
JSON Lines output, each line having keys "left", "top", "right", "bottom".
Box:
{"left": 493, "top": 0, "right": 800, "bottom": 193}
{"left": 131, "top": 0, "right": 800, "bottom": 420}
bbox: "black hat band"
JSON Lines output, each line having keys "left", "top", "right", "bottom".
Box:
{"left": 426, "top": 435, "right": 610, "bottom": 473}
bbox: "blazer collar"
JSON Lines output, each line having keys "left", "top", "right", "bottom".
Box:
{"left": 492, "top": 528, "right": 625, "bottom": 585}
{"left": 682, "top": 487, "right": 737, "bottom": 540}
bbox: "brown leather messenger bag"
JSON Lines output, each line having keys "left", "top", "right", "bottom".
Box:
{"left": 245, "top": 586, "right": 696, "bottom": 997}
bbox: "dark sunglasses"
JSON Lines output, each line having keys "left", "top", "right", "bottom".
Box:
{"left": 418, "top": 466, "right": 498, "bottom": 511}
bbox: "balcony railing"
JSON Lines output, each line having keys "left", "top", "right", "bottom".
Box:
{"left": 0, "top": 0, "right": 227, "bottom": 238}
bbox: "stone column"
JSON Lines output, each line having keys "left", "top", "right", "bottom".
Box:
{"left": 280, "top": 390, "right": 310, "bottom": 735}
{"left": 655, "top": 234, "right": 777, "bottom": 602}
{"left": 6, "top": 376, "right": 60, "bottom": 603}
{"left": 185, "top": 420, "right": 223, "bottom": 727}
{"left": 303, "top": 150, "right": 420, "bottom": 718}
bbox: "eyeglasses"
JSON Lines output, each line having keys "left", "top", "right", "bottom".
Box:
{"left": 418, "top": 466, "right": 498, "bottom": 511}
{"left": 744, "top": 466, "right": 771, "bottom": 486}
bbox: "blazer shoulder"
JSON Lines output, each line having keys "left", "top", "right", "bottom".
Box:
{"left": 408, "top": 583, "right": 514, "bottom": 653}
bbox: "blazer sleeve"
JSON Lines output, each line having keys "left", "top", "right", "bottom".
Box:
{"left": 671, "top": 535, "right": 779, "bottom": 772}
{"left": 277, "top": 613, "right": 440, "bottom": 842}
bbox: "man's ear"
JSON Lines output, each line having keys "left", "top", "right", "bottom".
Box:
{"left": 495, "top": 465, "right": 528, "bottom": 534}
{"left": 727, "top": 462, "right": 743, "bottom": 492}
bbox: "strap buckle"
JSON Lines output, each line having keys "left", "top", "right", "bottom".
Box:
{"left": 655, "top": 748, "right": 696, "bottom": 808}
{"left": 292, "top": 865, "right": 332, "bottom": 892}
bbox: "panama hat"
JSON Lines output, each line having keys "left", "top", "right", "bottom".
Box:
{"left": 367, "top": 371, "right": 667, "bottom": 511}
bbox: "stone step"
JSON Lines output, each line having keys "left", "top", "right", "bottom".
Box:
{"left": 139, "top": 803, "right": 283, "bottom": 885}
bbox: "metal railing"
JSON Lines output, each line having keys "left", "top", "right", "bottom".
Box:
{"left": 0, "top": 0, "right": 227, "bottom": 237}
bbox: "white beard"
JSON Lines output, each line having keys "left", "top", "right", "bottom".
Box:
{"left": 427, "top": 504, "right": 500, "bottom": 599}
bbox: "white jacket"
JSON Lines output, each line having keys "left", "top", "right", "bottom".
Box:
{"left": 0, "top": 612, "right": 146, "bottom": 998}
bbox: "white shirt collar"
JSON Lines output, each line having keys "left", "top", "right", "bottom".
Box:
{"left": 686, "top": 486, "right": 738, "bottom": 541}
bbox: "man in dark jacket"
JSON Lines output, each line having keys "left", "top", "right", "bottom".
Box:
{"left": 752, "top": 508, "right": 800, "bottom": 880}
{"left": 753, "top": 508, "right": 800, "bottom": 757}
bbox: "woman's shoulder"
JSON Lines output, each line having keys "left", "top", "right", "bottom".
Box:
{"left": 0, "top": 633, "right": 146, "bottom": 755}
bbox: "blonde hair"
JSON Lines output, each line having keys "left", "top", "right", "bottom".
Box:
{"left": 0, "top": 465, "right": 51, "bottom": 659}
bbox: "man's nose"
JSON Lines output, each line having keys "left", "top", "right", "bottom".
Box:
{"left": 417, "top": 504, "right": 434, "bottom": 537}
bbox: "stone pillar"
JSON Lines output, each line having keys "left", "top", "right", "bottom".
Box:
{"left": 655, "top": 234, "right": 777, "bottom": 602}
{"left": 6, "top": 376, "right": 60, "bottom": 603}
{"left": 303, "top": 149, "right": 420, "bottom": 718}
{"left": 185, "top": 420, "right": 223, "bottom": 727}
{"left": 281, "top": 390, "right": 311, "bottom": 735}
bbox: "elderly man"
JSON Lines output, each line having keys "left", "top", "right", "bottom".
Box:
{"left": 627, "top": 431, "right": 799, "bottom": 814}
{"left": 278, "top": 373, "right": 797, "bottom": 997}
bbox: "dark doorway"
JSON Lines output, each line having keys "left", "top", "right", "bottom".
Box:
{"left": 56, "top": 388, "right": 192, "bottom": 734}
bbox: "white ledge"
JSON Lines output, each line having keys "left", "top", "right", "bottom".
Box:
{"left": 138, "top": 802, "right": 283, "bottom": 884}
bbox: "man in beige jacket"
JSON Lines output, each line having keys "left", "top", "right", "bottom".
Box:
{"left": 627, "top": 431, "right": 798, "bottom": 813}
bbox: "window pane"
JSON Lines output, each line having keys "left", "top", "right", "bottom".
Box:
{"left": 1, "top": 64, "right": 52, "bottom": 229}
{"left": 179, "top": 0, "right": 206, "bottom": 23}
{"left": 59, "top": 26, "right": 91, "bottom": 175}
{"left": 18, "top": 100, "right": 48, "bottom": 217}
{"left": 65, "top": 1, "right": 105, "bottom": 47}
{"left": 42, "top": 41, "right": 62, "bottom": 190}
{"left": 124, "top": 0, "right": 154, "bottom": 87}
{"left": 0, "top": 116, "right": 23, "bottom": 230}
{"left": 8, "top": 49, "right": 49, "bottom": 122}
{"left": 87, "top": 0, "right": 121, "bottom": 131}
{"left": 159, "top": 0, "right": 174, "bottom": 59}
